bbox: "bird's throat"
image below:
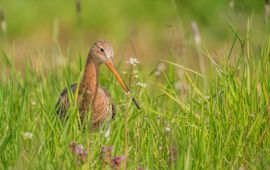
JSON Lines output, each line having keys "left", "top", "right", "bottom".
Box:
{"left": 79, "top": 57, "right": 100, "bottom": 110}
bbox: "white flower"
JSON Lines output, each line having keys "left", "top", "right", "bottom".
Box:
{"left": 174, "top": 80, "right": 188, "bottom": 92}
{"left": 159, "top": 146, "right": 162, "bottom": 150}
{"left": 133, "top": 70, "right": 138, "bottom": 74}
{"left": 154, "top": 71, "right": 161, "bottom": 76}
{"left": 136, "top": 82, "right": 147, "bottom": 87}
{"left": 205, "top": 95, "right": 210, "bottom": 99}
{"left": 174, "top": 81, "right": 182, "bottom": 90}
{"left": 31, "top": 100, "right": 36, "bottom": 106}
{"left": 239, "top": 165, "right": 245, "bottom": 170}
{"left": 22, "top": 132, "right": 33, "bottom": 140}
{"left": 165, "top": 127, "right": 171, "bottom": 132}
{"left": 154, "top": 63, "right": 166, "bottom": 76}
{"left": 127, "top": 57, "right": 139, "bottom": 65}
{"left": 157, "top": 63, "right": 166, "bottom": 72}
{"left": 177, "top": 70, "right": 184, "bottom": 80}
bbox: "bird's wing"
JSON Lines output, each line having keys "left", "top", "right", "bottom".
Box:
{"left": 56, "top": 83, "right": 77, "bottom": 118}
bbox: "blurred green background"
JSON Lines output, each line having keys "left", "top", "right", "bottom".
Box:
{"left": 0, "top": 0, "right": 268, "bottom": 69}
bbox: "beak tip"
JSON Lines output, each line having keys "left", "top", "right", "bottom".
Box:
{"left": 132, "top": 97, "right": 141, "bottom": 110}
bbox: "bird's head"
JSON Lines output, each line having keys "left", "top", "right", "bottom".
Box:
{"left": 90, "top": 40, "right": 114, "bottom": 64}
{"left": 89, "top": 40, "right": 141, "bottom": 110}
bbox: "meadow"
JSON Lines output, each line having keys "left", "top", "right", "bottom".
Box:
{"left": 0, "top": 0, "right": 270, "bottom": 169}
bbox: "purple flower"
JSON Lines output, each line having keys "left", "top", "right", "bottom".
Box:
{"left": 112, "top": 156, "right": 124, "bottom": 167}
{"left": 101, "top": 145, "right": 107, "bottom": 153}
{"left": 108, "top": 146, "right": 114, "bottom": 151}
{"left": 76, "top": 144, "right": 84, "bottom": 155}
{"left": 69, "top": 141, "right": 88, "bottom": 165}
{"left": 100, "top": 145, "right": 125, "bottom": 168}
{"left": 81, "top": 150, "right": 88, "bottom": 162}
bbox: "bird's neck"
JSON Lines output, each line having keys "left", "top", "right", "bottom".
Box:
{"left": 79, "top": 57, "right": 100, "bottom": 104}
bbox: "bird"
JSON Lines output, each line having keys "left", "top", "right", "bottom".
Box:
{"left": 56, "top": 40, "right": 140, "bottom": 130}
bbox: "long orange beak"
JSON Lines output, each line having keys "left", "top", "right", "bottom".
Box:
{"left": 105, "top": 60, "right": 141, "bottom": 110}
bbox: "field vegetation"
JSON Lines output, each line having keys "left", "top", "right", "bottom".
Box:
{"left": 0, "top": 0, "right": 270, "bottom": 169}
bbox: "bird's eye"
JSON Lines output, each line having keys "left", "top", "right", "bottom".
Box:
{"left": 99, "top": 48, "right": 104, "bottom": 52}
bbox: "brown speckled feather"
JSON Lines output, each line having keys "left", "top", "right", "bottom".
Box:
{"left": 56, "top": 84, "right": 115, "bottom": 129}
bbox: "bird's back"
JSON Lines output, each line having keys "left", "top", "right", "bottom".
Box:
{"left": 56, "top": 83, "right": 78, "bottom": 118}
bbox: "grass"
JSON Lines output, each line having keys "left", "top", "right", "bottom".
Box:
{"left": 0, "top": 0, "right": 270, "bottom": 169}
{"left": 0, "top": 18, "right": 270, "bottom": 169}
